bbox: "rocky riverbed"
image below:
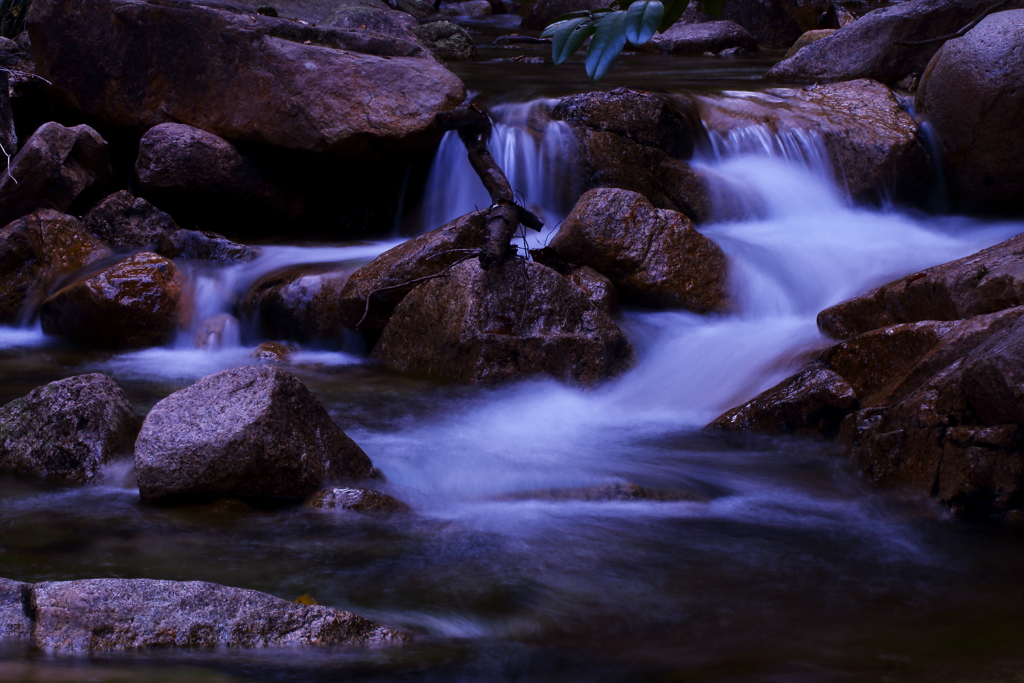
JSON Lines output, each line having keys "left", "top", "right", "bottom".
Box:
{"left": 2, "top": 0, "right": 1024, "bottom": 679}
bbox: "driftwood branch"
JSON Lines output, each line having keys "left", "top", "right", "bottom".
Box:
{"left": 893, "top": 0, "right": 1011, "bottom": 46}
{"left": 436, "top": 105, "right": 543, "bottom": 270}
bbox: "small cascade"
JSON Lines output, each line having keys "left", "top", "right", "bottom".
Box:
{"left": 415, "top": 99, "right": 579, "bottom": 247}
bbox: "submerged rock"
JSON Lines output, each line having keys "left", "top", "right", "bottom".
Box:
{"left": 251, "top": 341, "right": 296, "bottom": 361}
{"left": 373, "top": 258, "right": 634, "bottom": 384}
{"left": 916, "top": 9, "right": 1024, "bottom": 215}
{"left": 502, "top": 482, "right": 704, "bottom": 502}
{"left": 551, "top": 188, "right": 729, "bottom": 313}
{"left": 338, "top": 211, "right": 487, "bottom": 330}
{"left": 643, "top": 20, "right": 758, "bottom": 55}
{"left": 29, "top": 578, "right": 406, "bottom": 651}
{"left": 696, "top": 79, "right": 929, "bottom": 202}
{"left": 766, "top": 0, "right": 1024, "bottom": 84}
{"left": 818, "top": 233, "right": 1024, "bottom": 340}
{"left": 40, "top": 252, "right": 185, "bottom": 350}
{"left": 0, "top": 122, "right": 111, "bottom": 228}
{"left": 0, "top": 210, "right": 110, "bottom": 324}
{"left": 0, "top": 374, "right": 140, "bottom": 484}
{"left": 0, "top": 578, "right": 31, "bottom": 639}
{"left": 241, "top": 263, "right": 357, "bottom": 343}
{"left": 28, "top": 0, "right": 465, "bottom": 157}
{"left": 305, "top": 487, "right": 409, "bottom": 512}
{"left": 134, "top": 366, "right": 374, "bottom": 504}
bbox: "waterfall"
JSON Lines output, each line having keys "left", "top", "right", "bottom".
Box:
{"left": 415, "top": 99, "right": 579, "bottom": 247}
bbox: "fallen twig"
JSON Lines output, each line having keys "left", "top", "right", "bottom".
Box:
{"left": 355, "top": 254, "right": 479, "bottom": 329}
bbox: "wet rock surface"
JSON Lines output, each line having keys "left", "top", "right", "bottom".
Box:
{"left": 0, "top": 122, "right": 111, "bottom": 228}
{"left": 135, "top": 366, "right": 374, "bottom": 504}
{"left": 83, "top": 190, "right": 177, "bottom": 252}
{"left": 29, "top": 578, "right": 406, "bottom": 651}
{"left": 0, "top": 210, "right": 110, "bottom": 324}
{"left": 0, "top": 579, "right": 31, "bottom": 639}
{"left": 644, "top": 20, "right": 758, "bottom": 55}
{"left": 28, "top": 0, "right": 465, "bottom": 157}
{"left": 165, "top": 229, "right": 257, "bottom": 263}
{"left": 0, "top": 374, "right": 140, "bottom": 484}
{"left": 766, "top": 0, "right": 1024, "bottom": 84}
{"left": 241, "top": 263, "right": 356, "bottom": 342}
{"left": 696, "top": 79, "right": 929, "bottom": 202}
{"left": 305, "top": 487, "right": 409, "bottom": 512}
{"left": 40, "top": 251, "right": 184, "bottom": 350}
{"left": 338, "top": 211, "right": 487, "bottom": 330}
{"left": 916, "top": 10, "right": 1024, "bottom": 215}
{"left": 551, "top": 188, "right": 729, "bottom": 313}
{"left": 502, "top": 482, "right": 705, "bottom": 502}
{"left": 373, "top": 258, "right": 634, "bottom": 384}
{"left": 414, "top": 21, "right": 476, "bottom": 61}
{"left": 785, "top": 28, "right": 835, "bottom": 58}
{"left": 818, "top": 233, "right": 1024, "bottom": 340}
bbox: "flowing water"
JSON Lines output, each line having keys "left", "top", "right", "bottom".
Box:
{"left": 4, "top": 87, "right": 1024, "bottom": 682}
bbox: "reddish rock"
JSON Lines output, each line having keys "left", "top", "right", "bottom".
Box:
{"left": 338, "top": 211, "right": 487, "bottom": 330}
{"left": 709, "top": 361, "right": 858, "bottom": 434}
{"left": 817, "top": 233, "right": 1024, "bottom": 340}
{"left": 40, "top": 252, "right": 184, "bottom": 349}
{"left": 83, "top": 190, "right": 177, "bottom": 252}
{"left": 0, "top": 210, "right": 110, "bottom": 324}
{"left": 696, "top": 79, "right": 929, "bottom": 202}
{"left": 241, "top": 263, "right": 357, "bottom": 343}
{"left": 766, "top": 0, "right": 1024, "bottom": 84}
{"left": 916, "top": 10, "right": 1024, "bottom": 215}
{"left": 373, "top": 258, "right": 634, "bottom": 384}
{"left": 0, "top": 122, "right": 111, "bottom": 228}
{"left": 28, "top": 0, "right": 465, "bottom": 157}
{"left": 568, "top": 266, "right": 620, "bottom": 317}
{"left": 550, "top": 189, "right": 729, "bottom": 313}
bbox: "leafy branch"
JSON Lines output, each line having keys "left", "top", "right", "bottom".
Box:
{"left": 541, "top": 0, "right": 722, "bottom": 80}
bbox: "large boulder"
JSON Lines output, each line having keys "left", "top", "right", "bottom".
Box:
{"left": 135, "top": 123, "right": 304, "bottom": 220}
{"left": 30, "top": 578, "right": 405, "bottom": 651}
{"left": 373, "top": 258, "right": 634, "bottom": 384}
{"left": 40, "top": 252, "right": 185, "bottom": 350}
{"left": 338, "top": 210, "right": 488, "bottom": 330}
{"left": 695, "top": 79, "right": 930, "bottom": 202}
{"left": 551, "top": 89, "right": 712, "bottom": 222}
{"left": 818, "top": 232, "right": 1024, "bottom": 340}
{"left": 0, "top": 374, "right": 140, "bottom": 484}
{"left": 644, "top": 20, "right": 758, "bottom": 55}
{"left": 766, "top": 0, "right": 1024, "bottom": 84}
{"left": 83, "top": 190, "right": 178, "bottom": 252}
{"left": 0, "top": 122, "right": 111, "bottom": 228}
{"left": 240, "top": 263, "right": 357, "bottom": 343}
{"left": 0, "top": 578, "right": 31, "bottom": 639}
{"left": 134, "top": 366, "right": 375, "bottom": 504}
{"left": 0, "top": 210, "right": 110, "bottom": 324}
{"left": 550, "top": 188, "right": 729, "bottom": 313}
{"left": 916, "top": 10, "right": 1024, "bottom": 215}
{"left": 28, "top": 0, "right": 465, "bottom": 157}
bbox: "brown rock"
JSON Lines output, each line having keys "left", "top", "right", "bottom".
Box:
{"left": 30, "top": 578, "right": 406, "bottom": 651}
{"left": 338, "top": 210, "right": 487, "bottom": 330}
{"left": 709, "top": 361, "right": 858, "bottom": 434}
{"left": 305, "top": 487, "right": 408, "bottom": 512}
{"left": 241, "top": 263, "right": 357, "bottom": 342}
{"left": 134, "top": 366, "right": 375, "bottom": 504}
{"left": 28, "top": 0, "right": 465, "bottom": 157}
{"left": 766, "top": 0, "right": 1024, "bottom": 84}
{"left": 373, "top": 258, "right": 634, "bottom": 384}
{"left": 135, "top": 123, "right": 304, "bottom": 219}
{"left": 960, "top": 313, "right": 1024, "bottom": 425}
{"left": 0, "top": 122, "right": 111, "bottom": 228}
{"left": 414, "top": 21, "right": 477, "bottom": 61}
{"left": 817, "top": 233, "right": 1024, "bottom": 340}
{"left": 39, "top": 252, "right": 184, "bottom": 349}
{"left": 696, "top": 79, "right": 929, "bottom": 202}
{"left": 83, "top": 190, "right": 177, "bottom": 252}
{"left": 0, "top": 578, "right": 31, "bottom": 639}
{"left": 0, "top": 374, "right": 140, "bottom": 484}
{"left": 0, "top": 210, "right": 110, "bottom": 324}
{"left": 568, "top": 266, "right": 620, "bottom": 317}
{"left": 164, "top": 229, "right": 257, "bottom": 263}
{"left": 644, "top": 20, "right": 758, "bottom": 55}
{"left": 251, "top": 341, "right": 296, "bottom": 361}
{"left": 784, "top": 28, "right": 835, "bottom": 58}
{"left": 916, "top": 10, "right": 1024, "bottom": 215}
{"left": 550, "top": 188, "right": 729, "bottom": 313}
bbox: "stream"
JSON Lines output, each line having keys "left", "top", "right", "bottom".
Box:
{"left": 3, "top": 41, "right": 1024, "bottom": 683}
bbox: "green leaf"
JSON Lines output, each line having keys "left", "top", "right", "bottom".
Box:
{"left": 700, "top": 0, "right": 725, "bottom": 16}
{"left": 585, "top": 10, "right": 627, "bottom": 81}
{"left": 552, "top": 18, "right": 597, "bottom": 64}
{"left": 657, "top": 0, "right": 689, "bottom": 31}
{"left": 540, "top": 19, "right": 569, "bottom": 38}
{"left": 624, "top": 0, "right": 663, "bottom": 44}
